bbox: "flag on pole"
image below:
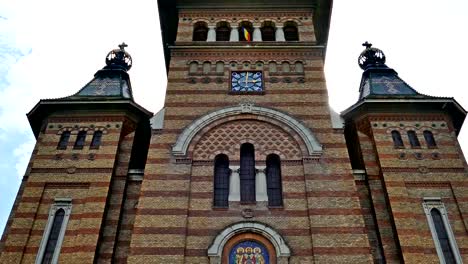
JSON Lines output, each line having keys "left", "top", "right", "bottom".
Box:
{"left": 242, "top": 27, "right": 251, "bottom": 41}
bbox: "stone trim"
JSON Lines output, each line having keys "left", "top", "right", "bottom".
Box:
{"left": 172, "top": 104, "right": 322, "bottom": 157}
{"left": 207, "top": 221, "right": 291, "bottom": 263}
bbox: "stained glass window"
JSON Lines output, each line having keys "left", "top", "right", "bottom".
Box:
{"left": 240, "top": 143, "right": 255, "bottom": 202}
{"left": 57, "top": 131, "right": 70, "bottom": 150}
{"left": 431, "top": 209, "right": 456, "bottom": 264}
{"left": 423, "top": 130, "right": 437, "bottom": 148}
{"left": 41, "top": 209, "right": 65, "bottom": 264}
{"left": 266, "top": 154, "right": 283, "bottom": 207}
{"left": 391, "top": 130, "right": 404, "bottom": 148}
{"left": 229, "top": 240, "right": 270, "bottom": 264}
{"left": 74, "top": 131, "right": 87, "bottom": 150}
{"left": 407, "top": 130, "right": 420, "bottom": 148}
{"left": 214, "top": 154, "right": 230, "bottom": 207}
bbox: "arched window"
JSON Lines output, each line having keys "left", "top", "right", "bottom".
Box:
{"left": 74, "top": 131, "right": 87, "bottom": 150}
{"left": 57, "top": 131, "right": 71, "bottom": 150}
{"left": 90, "top": 131, "right": 103, "bottom": 149}
{"left": 282, "top": 62, "right": 290, "bottom": 73}
{"left": 266, "top": 154, "right": 283, "bottom": 207}
{"left": 193, "top": 22, "right": 208, "bottom": 41}
{"left": 284, "top": 21, "right": 299, "bottom": 41}
{"left": 216, "top": 21, "right": 230, "bottom": 41}
{"left": 431, "top": 209, "right": 457, "bottom": 263}
{"left": 261, "top": 21, "right": 275, "bottom": 41}
{"left": 391, "top": 130, "right": 404, "bottom": 148}
{"left": 189, "top": 61, "right": 198, "bottom": 73}
{"left": 216, "top": 61, "right": 224, "bottom": 73}
{"left": 213, "top": 154, "right": 230, "bottom": 207}
{"left": 423, "top": 130, "right": 437, "bottom": 148}
{"left": 295, "top": 61, "right": 304, "bottom": 73}
{"left": 240, "top": 143, "right": 255, "bottom": 202}
{"left": 407, "top": 130, "right": 421, "bottom": 148}
{"left": 203, "top": 62, "right": 211, "bottom": 74}
{"left": 42, "top": 209, "right": 65, "bottom": 264}
{"left": 269, "top": 62, "right": 277, "bottom": 73}
{"left": 238, "top": 21, "right": 253, "bottom": 42}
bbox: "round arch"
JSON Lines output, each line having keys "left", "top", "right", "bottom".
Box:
{"left": 207, "top": 222, "right": 291, "bottom": 263}
{"left": 171, "top": 104, "right": 323, "bottom": 157}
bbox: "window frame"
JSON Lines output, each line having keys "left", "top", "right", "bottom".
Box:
{"left": 36, "top": 198, "right": 72, "bottom": 264}
{"left": 422, "top": 198, "right": 462, "bottom": 264}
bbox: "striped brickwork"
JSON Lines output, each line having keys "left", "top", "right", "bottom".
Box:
{"left": 0, "top": 114, "right": 138, "bottom": 263}
{"left": 355, "top": 114, "right": 468, "bottom": 263}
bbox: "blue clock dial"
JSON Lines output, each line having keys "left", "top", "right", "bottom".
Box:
{"left": 231, "top": 71, "right": 263, "bottom": 92}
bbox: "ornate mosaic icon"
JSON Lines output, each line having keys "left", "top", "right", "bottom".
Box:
{"left": 229, "top": 240, "right": 269, "bottom": 264}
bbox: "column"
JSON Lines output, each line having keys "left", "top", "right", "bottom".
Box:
{"left": 253, "top": 26, "right": 262, "bottom": 41}
{"left": 230, "top": 26, "right": 239, "bottom": 41}
{"left": 275, "top": 26, "right": 285, "bottom": 42}
{"left": 228, "top": 166, "right": 240, "bottom": 201}
{"left": 207, "top": 25, "right": 216, "bottom": 42}
{"left": 255, "top": 166, "right": 268, "bottom": 201}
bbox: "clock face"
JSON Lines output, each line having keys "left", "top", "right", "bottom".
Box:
{"left": 231, "top": 71, "right": 263, "bottom": 92}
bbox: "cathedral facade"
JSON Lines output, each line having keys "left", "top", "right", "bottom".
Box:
{"left": 1, "top": 0, "right": 467, "bottom": 263}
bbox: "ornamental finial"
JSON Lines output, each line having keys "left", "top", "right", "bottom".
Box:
{"left": 105, "top": 43, "right": 133, "bottom": 71}
{"left": 358, "top": 42, "right": 386, "bottom": 70}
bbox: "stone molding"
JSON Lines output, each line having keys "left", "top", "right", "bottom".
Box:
{"left": 172, "top": 104, "right": 322, "bottom": 157}
{"left": 207, "top": 221, "right": 291, "bottom": 263}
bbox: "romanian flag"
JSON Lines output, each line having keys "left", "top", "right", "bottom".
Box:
{"left": 242, "top": 27, "right": 251, "bottom": 41}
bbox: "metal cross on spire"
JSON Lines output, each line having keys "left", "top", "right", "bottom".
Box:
{"left": 118, "top": 42, "right": 128, "bottom": 51}
{"left": 362, "top": 41, "right": 372, "bottom": 49}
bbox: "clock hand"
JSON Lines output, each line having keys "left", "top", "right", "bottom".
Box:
{"left": 245, "top": 72, "right": 249, "bottom": 86}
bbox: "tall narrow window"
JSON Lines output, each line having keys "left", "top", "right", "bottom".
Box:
{"left": 266, "top": 154, "right": 283, "bottom": 207}
{"left": 193, "top": 22, "right": 208, "bottom": 41}
{"left": 213, "top": 154, "right": 230, "bottom": 207}
{"left": 284, "top": 22, "right": 299, "bottom": 41}
{"left": 36, "top": 199, "right": 72, "bottom": 264}
{"left": 391, "top": 130, "right": 404, "bottom": 148}
{"left": 240, "top": 143, "right": 255, "bottom": 202}
{"left": 261, "top": 22, "right": 275, "bottom": 41}
{"left": 203, "top": 62, "right": 211, "bottom": 74}
{"left": 423, "top": 198, "right": 462, "bottom": 264}
{"left": 423, "top": 130, "right": 437, "bottom": 148}
{"left": 57, "top": 131, "right": 71, "bottom": 150}
{"left": 189, "top": 61, "right": 199, "bottom": 73}
{"left": 73, "top": 131, "right": 87, "bottom": 150}
{"left": 295, "top": 61, "right": 304, "bottom": 73}
{"left": 407, "top": 130, "right": 421, "bottom": 148}
{"left": 216, "top": 21, "right": 230, "bottom": 41}
{"left": 90, "top": 131, "right": 103, "bottom": 149}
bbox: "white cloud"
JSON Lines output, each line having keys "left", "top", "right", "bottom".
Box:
{"left": 13, "top": 138, "right": 35, "bottom": 179}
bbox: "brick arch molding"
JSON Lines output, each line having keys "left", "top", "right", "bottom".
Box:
{"left": 207, "top": 222, "right": 291, "bottom": 263}
{"left": 172, "top": 104, "right": 323, "bottom": 157}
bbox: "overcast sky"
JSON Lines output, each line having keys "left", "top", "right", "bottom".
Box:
{"left": 0, "top": 0, "right": 467, "bottom": 233}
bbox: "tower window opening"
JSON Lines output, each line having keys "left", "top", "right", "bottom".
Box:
{"left": 423, "top": 130, "right": 437, "bottom": 148}
{"left": 238, "top": 21, "right": 253, "bottom": 42}
{"left": 391, "top": 130, "right": 404, "bottom": 148}
{"left": 240, "top": 143, "right": 255, "bottom": 202}
{"left": 57, "top": 131, "right": 71, "bottom": 150}
{"left": 90, "top": 131, "right": 103, "bottom": 149}
{"left": 193, "top": 22, "right": 208, "bottom": 41}
{"left": 284, "top": 21, "right": 299, "bottom": 41}
{"left": 41, "top": 209, "right": 65, "bottom": 264}
{"left": 261, "top": 22, "right": 275, "bottom": 41}
{"left": 431, "top": 209, "right": 457, "bottom": 263}
{"left": 73, "top": 131, "right": 87, "bottom": 150}
{"left": 216, "top": 21, "right": 230, "bottom": 41}
{"left": 407, "top": 130, "right": 421, "bottom": 148}
{"left": 266, "top": 154, "right": 283, "bottom": 207}
{"left": 213, "top": 154, "right": 230, "bottom": 207}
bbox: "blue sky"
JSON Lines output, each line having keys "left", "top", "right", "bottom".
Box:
{"left": 1, "top": 0, "right": 467, "bottom": 234}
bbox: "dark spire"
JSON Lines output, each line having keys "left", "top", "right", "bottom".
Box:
{"left": 358, "top": 42, "right": 420, "bottom": 99}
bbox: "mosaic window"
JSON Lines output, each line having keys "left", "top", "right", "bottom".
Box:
{"left": 229, "top": 240, "right": 270, "bottom": 264}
